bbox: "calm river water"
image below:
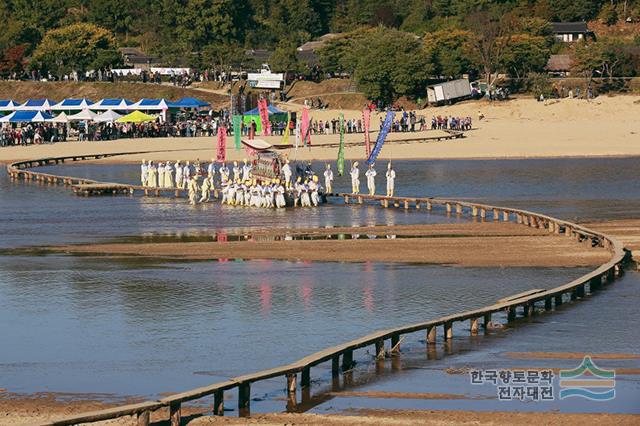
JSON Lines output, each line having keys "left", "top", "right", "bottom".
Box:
{"left": 0, "top": 157, "right": 638, "bottom": 413}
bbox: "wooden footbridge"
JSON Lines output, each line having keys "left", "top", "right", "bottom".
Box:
{"left": 4, "top": 154, "right": 631, "bottom": 426}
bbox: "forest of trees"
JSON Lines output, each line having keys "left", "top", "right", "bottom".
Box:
{"left": 0, "top": 0, "right": 639, "bottom": 102}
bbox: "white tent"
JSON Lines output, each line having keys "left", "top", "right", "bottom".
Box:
{"left": 51, "top": 112, "right": 70, "bottom": 123}
{"left": 91, "top": 98, "right": 134, "bottom": 111}
{"left": 94, "top": 110, "right": 123, "bottom": 123}
{"left": 67, "top": 109, "right": 99, "bottom": 121}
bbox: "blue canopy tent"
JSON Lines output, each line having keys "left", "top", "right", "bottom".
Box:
{"left": 172, "top": 97, "right": 210, "bottom": 109}
{"left": 243, "top": 104, "right": 287, "bottom": 133}
{"left": 91, "top": 98, "right": 135, "bottom": 111}
{"left": 51, "top": 98, "right": 94, "bottom": 111}
{"left": 0, "top": 110, "right": 54, "bottom": 122}
{"left": 19, "top": 99, "right": 56, "bottom": 111}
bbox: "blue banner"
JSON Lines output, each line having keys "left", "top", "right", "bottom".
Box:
{"left": 367, "top": 111, "right": 394, "bottom": 165}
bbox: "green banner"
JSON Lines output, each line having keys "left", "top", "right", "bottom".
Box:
{"left": 337, "top": 113, "right": 345, "bottom": 176}
{"left": 232, "top": 115, "right": 242, "bottom": 150}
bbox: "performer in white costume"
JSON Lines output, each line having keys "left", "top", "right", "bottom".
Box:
{"left": 242, "top": 159, "right": 252, "bottom": 181}
{"left": 147, "top": 161, "right": 157, "bottom": 188}
{"left": 175, "top": 161, "right": 183, "bottom": 189}
{"left": 365, "top": 163, "right": 377, "bottom": 196}
{"left": 386, "top": 162, "right": 396, "bottom": 197}
{"left": 199, "top": 175, "right": 211, "bottom": 202}
{"left": 187, "top": 175, "right": 199, "bottom": 205}
{"left": 323, "top": 164, "right": 333, "bottom": 194}
{"left": 232, "top": 161, "right": 241, "bottom": 182}
{"left": 140, "top": 159, "right": 148, "bottom": 186}
{"left": 165, "top": 161, "right": 174, "bottom": 188}
{"left": 350, "top": 161, "right": 360, "bottom": 194}
{"left": 282, "top": 159, "right": 292, "bottom": 189}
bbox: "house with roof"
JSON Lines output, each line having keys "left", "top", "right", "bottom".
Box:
{"left": 119, "top": 47, "right": 162, "bottom": 70}
{"left": 546, "top": 54, "right": 573, "bottom": 76}
{"left": 551, "top": 22, "right": 595, "bottom": 42}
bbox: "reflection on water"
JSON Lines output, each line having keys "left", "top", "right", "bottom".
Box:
{"left": 0, "top": 254, "right": 589, "bottom": 399}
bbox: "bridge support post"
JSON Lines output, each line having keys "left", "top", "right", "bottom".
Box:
{"left": 427, "top": 326, "right": 436, "bottom": 344}
{"left": 169, "top": 402, "right": 181, "bottom": 426}
{"left": 470, "top": 318, "right": 479, "bottom": 335}
{"left": 480, "top": 208, "right": 486, "bottom": 219}
{"left": 375, "top": 339, "right": 384, "bottom": 358}
{"left": 444, "top": 322, "right": 452, "bottom": 340}
{"left": 342, "top": 350, "right": 353, "bottom": 371}
{"left": 456, "top": 203, "right": 462, "bottom": 215}
{"left": 404, "top": 200, "right": 409, "bottom": 209}
{"left": 577, "top": 285, "right": 585, "bottom": 298}
{"left": 446, "top": 203, "right": 451, "bottom": 214}
{"left": 427, "top": 201, "right": 432, "bottom": 210}
{"left": 344, "top": 196, "right": 349, "bottom": 204}
{"left": 483, "top": 313, "right": 491, "bottom": 329}
{"left": 238, "top": 383, "right": 251, "bottom": 415}
{"left": 555, "top": 294, "right": 563, "bottom": 306}
{"left": 545, "top": 298, "right": 552, "bottom": 311}
{"left": 357, "top": 196, "right": 363, "bottom": 204}
{"left": 391, "top": 334, "right": 400, "bottom": 353}
{"left": 416, "top": 201, "right": 420, "bottom": 209}
{"left": 503, "top": 211, "right": 509, "bottom": 221}
{"left": 332, "top": 356, "right": 339, "bottom": 376}
{"left": 507, "top": 307, "right": 516, "bottom": 322}
{"left": 214, "top": 389, "right": 224, "bottom": 416}
{"left": 301, "top": 367, "right": 311, "bottom": 388}
{"left": 137, "top": 411, "right": 150, "bottom": 426}
{"left": 472, "top": 206, "right": 478, "bottom": 217}
{"left": 493, "top": 209, "right": 499, "bottom": 220}
{"left": 287, "top": 373, "right": 297, "bottom": 399}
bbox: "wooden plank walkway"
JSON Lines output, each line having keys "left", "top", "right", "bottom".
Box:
{"left": 5, "top": 154, "right": 630, "bottom": 426}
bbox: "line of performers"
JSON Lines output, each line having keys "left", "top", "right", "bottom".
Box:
{"left": 140, "top": 158, "right": 398, "bottom": 207}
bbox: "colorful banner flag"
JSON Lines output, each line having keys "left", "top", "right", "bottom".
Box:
{"left": 301, "top": 107, "right": 311, "bottom": 147}
{"left": 281, "top": 111, "right": 290, "bottom": 145}
{"left": 216, "top": 126, "right": 227, "bottom": 163}
{"left": 232, "top": 115, "right": 242, "bottom": 150}
{"left": 367, "top": 111, "right": 394, "bottom": 165}
{"left": 363, "top": 108, "right": 371, "bottom": 157}
{"left": 258, "top": 98, "right": 271, "bottom": 136}
{"left": 337, "top": 113, "right": 345, "bottom": 176}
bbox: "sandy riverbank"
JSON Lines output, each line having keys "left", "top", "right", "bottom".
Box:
{"left": 1, "top": 96, "right": 639, "bottom": 164}
{"left": 47, "top": 222, "right": 609, "bottom": 267}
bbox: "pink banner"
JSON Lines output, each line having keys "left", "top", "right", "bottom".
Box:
{"left": 258, "top": 99, "right": 271, "bottom": 136}
{"left": 216, "top": 126, "right": 227, "bottom": 163}
{"left": 362, "top": 108, "right": 371, "bottom": 157}
{"left": 301, "top": 107, "right": 311, "bottom": 146}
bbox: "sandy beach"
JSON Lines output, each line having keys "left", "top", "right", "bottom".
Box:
{"left": 48, "top": 222, "right": 609, "bottom": 267}
{"left": 1, "top": 96, "right": 639, "bottom": 164}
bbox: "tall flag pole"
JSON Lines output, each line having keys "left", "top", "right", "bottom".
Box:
{"left": 232, "top": 115, "right": 242, "bottom": 150}
{"left": 362, "top": 108, "right": 371, "bottom": 157}
{"left": 216, "top": 126, "right": 227, "bottom": 163}
{"left": 337, "top": 113, "right": 345, "bottom": 176}
{"left": 367, "top": 111, "right": 394, "bottom": 165}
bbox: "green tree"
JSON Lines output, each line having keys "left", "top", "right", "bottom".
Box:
{"left": 31, "top": 23, "right": 121, "bottom": 74}
{"left": 269, "top": 39, "right": 302, "bottom": 82}
{"left": 500, "top": 34, "right": 551, "bottom": 79}
{"left": 351, "top": 26, "right": 431, "bottom": 103}
{"left": 423, "top": 29, "right": 476, "bottom": 78}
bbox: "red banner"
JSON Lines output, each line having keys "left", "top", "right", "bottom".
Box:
{"left": 301, "top": 107, "right": 311, "bottom": 146}
{"left": 363, "top": 108, "right": 371, "bottom": 157}
{"left": 216, "top": 126, "right": 227, "bottom": 163}
{"left": 258, "top": 98, "right": 271, "bottom": 136}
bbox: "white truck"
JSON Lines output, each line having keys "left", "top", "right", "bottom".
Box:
{"left": 247, "top": 64, "right": 285, "bottom": 89}
{"left": 427, "top": 78, "right": 472, "bottom": 105}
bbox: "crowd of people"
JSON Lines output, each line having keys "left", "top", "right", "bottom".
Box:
{"left": 139, "top": 158, "right": 398, "bottom": 207}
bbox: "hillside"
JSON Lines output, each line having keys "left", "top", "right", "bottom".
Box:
{"left": 0, "top": 82, "right": 230, "bottom": 107}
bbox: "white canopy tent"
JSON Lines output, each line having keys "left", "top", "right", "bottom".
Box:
{"left": 51, "top": 112, "right": 70, "bottom": 123}
{"left": 67, "top": 109, "right": 99, "bottom": 121}
{"left": 94, "top": 110, "right": 123, "bottom": 123}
